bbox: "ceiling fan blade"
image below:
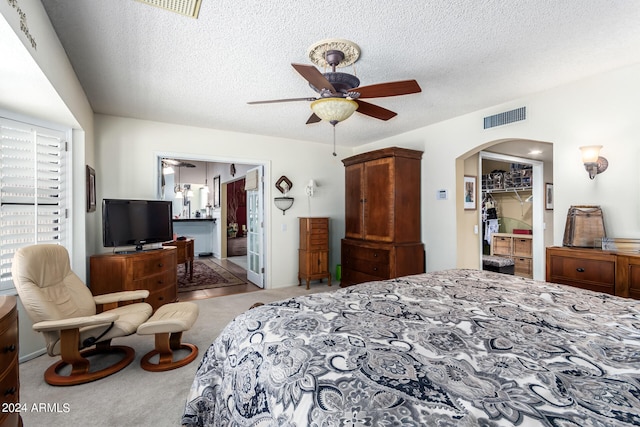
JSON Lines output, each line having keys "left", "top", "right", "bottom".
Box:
{"left": 354, "top": 80, "right": 421, "bottom": 98}
{"left": 306, "top": 113, "right": 321, "bottom": 124}
{"left": 163, "top": 159, "right": 195, "bottom": 167}
{"left": 247, "top": 97, "right": 316, "bottom": 105}
{"left": 291, "top": 63, "right": 337, "bottom": 94}
{"left": 163, "top": 158, "right": 181, "bottom": 165}
{"left": 356, "top": 100, "right": 398, "bottom": 121}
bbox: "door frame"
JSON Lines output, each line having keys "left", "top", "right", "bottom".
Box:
{"left": 478, "top": 151, "right": 544, "bottom": 280}
{"left": 154, "top": 152, "right": 272, "bottom": 288}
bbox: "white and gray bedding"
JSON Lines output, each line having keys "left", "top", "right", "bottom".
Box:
{"left": 182, "top": 269, "right": 640, "bottom": 426}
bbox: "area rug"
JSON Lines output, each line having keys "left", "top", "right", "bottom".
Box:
{"left": 177, "top": 259, "right": 246, "bottom": 292}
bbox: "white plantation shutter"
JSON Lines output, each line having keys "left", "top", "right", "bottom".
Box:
{"left": 0, "top": 118, "right": 68, "bottom": 293}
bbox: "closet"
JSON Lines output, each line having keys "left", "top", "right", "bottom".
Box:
{"left": 481, "top": 159, "right": 533, "bottom": 278}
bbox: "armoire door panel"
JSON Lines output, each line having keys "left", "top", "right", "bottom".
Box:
{"left": 363, "top": 158, "right": 394, "bottom": 242}
{"left": 345, "top": 164, "right": 364, "bottom": 239}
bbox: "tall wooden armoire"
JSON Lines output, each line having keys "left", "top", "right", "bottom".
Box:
{"left": 340, "top": 147, "right": 424, "bottom": 287}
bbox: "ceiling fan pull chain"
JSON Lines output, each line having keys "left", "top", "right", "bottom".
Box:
{"left": 332, "top": 122, "right": 337, "bottom": 156}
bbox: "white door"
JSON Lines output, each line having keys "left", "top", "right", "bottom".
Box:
{"left": 246, "top": 166, "right": 264, "bottom": 287}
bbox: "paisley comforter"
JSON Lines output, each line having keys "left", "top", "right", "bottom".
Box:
{"left": 182, "top": 269, "right": 640, "bottom": 426}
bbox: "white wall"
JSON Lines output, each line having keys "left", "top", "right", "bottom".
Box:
{"left": 94, "top": 114, "right": 347, "bottom": 288}
{"left": 356, "top": 63, "right": 640, "bottom": 272}
{"left": 1, "top": 1, "right": 96, "bottom": 360}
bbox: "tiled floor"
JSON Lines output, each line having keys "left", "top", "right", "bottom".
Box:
{"left": 177, "top": 256, "right": 262, "bottom": 301}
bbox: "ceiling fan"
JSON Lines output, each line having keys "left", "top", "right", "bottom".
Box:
{"left": 248, "top": 39, "right": 422, "bottom": 125}
{"left": 162, "top": 158, "right": 196, "bottom": 168}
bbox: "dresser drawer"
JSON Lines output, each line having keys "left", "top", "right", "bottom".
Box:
{"left": 343, "top": 256, "right": 389, "bottom": 278}
{"left": 0, "top": 358, "right": 19, "bottom": 404}
{"left": 307, "top": 218, "right": 328, "bottom": 230}
{"left": 307, "top": 233, "right": 328, "bottom": 250}
{"left": 0, "top": 306, "right": 17, "bottom": 372}
{"left": 342, "top": 244, "right": 390, "bottom": 263}
{"left": 300, "top": 218, "right": 329, "bottom": 251}
{"left": 145, "top": 282, "right": 177, "bottom": 310}
{"left": 341, "top": 268, "right": 385, "bottom": 287}
{"left": 133, "top": 270, "right": 175, "bottom": 292}
{"left": 548, "top": 254, "right": 615, "bottom": 294}
{"left": 132, "top": 251, "right": 174, "bottom": 279}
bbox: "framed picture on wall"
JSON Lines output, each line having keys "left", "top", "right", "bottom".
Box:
{"left": 213, "top": 175, "right": 221, "bottom": 208}
{"left": 463, "top": 175, "right": 477, "bottom": 210}
{"left": 545, "top": 183, "right": 554, "bottom": 210}
{"left": 86, "top": 165, "right": 96, "bottom": 212}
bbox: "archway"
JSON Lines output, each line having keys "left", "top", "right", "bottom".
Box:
{"left": 455, "top": 139, "right": 553, "bottom": 280}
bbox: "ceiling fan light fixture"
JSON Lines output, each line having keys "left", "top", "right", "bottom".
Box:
{"left": 310, "top": 98, "right": 358, "bottom": 123}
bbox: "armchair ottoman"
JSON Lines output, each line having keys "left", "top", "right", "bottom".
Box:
{"left": 136, "top": 302, "right": 199, "bottom": 371}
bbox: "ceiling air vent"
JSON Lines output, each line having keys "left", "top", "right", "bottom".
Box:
{"left": 483, "top": 107, "right": 526, "bottom": 129}
{"left": 135, "top": 0, "right": 202, "bottom": 18}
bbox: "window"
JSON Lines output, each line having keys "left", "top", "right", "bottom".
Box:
{"left": 0, "top": 117, "right": 69, "bottom": 294}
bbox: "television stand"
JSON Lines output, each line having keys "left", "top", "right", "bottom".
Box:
{"left": 114, "top": 247, "right": 162, "bottom": 255}
{"left": 89, "top": 248, "right": 177, "bottom": 311}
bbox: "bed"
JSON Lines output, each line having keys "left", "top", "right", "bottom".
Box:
{"left": 182, "top": 269, "right": 640, "bottom": 426}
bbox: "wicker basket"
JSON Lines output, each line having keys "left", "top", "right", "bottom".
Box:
{"left": 562, "top": 205, "right": 606, "bottom": 247}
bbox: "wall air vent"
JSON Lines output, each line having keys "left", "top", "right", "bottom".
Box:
{"left": 483, "top": 107, "right": 526, "bottom": 129}
{"left": 135, "top": 0, "right": 202, "bottom": 18}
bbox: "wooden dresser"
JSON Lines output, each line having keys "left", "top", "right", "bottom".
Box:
{"left": 546, "top": 246, "right": 640, "bottom": 298}
{"left": 298, "top": 217, "right": 331, "bottom": 290}
{"left": 163, "top": 238, "right": 195, "bottom": 280}
{"left": 0, "top": 296, "right": 21, "bottom": 427}
{"left": 491, "top": 233, "right": 533, "bottom": 278}
{"left": 340, "top": 147, "right": 425, "bottom": 287}
{"left": 90, "top": 248, "right": 177, "bottom": 311}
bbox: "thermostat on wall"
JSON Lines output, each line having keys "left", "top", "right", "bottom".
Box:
{"left": 436, "top": 189, "right": 448, "bottom": 200}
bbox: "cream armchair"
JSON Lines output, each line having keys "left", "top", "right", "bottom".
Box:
{"left": 12, "top": 244, "right": 152, "bottom": 386}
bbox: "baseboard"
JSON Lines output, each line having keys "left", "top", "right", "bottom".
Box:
{"left": 20, "top": 347, "right": 46, "bottom": 363}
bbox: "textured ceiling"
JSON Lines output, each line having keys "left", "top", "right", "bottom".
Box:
{"left": 39, "top": 0, "right": 640, "bottom": 147}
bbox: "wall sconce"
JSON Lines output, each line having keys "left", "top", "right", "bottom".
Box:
{"left": 579, "top": 145, "right": 608, "bottom": 179}
{"left": 274, "top": 196, "right": 294, "bottom": 215}
{"left": 305, "top": 179, "right": 316, "bottom": 197}
{"left": 274, "top": 176, "right": 294, "bottom": 215}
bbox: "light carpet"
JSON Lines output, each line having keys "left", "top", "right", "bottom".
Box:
{"left": 18, "top": 284, "right": 333, "bottom": 427}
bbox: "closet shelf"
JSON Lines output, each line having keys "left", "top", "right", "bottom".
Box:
{"left": 483, "top": 187, "right": 532, "bottom": 194}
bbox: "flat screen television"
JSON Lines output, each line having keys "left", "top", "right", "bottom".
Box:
{"left": 102, "top": 199, "right": 173, "bottom": 252}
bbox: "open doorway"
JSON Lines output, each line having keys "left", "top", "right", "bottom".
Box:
{"left": 157, "top": 155, "right": 266, "bottom": 299}
{"left": 478, "top": 148, "right": 551, "bottom": 281}
{"left": 480, "top": 153, "right": 538, "bottom": 278}
{"left": 456, "top": 139, "right": 553, "bottom": 280}
{"left": 226, "top": 177, "right": 248, "bottom": 267}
